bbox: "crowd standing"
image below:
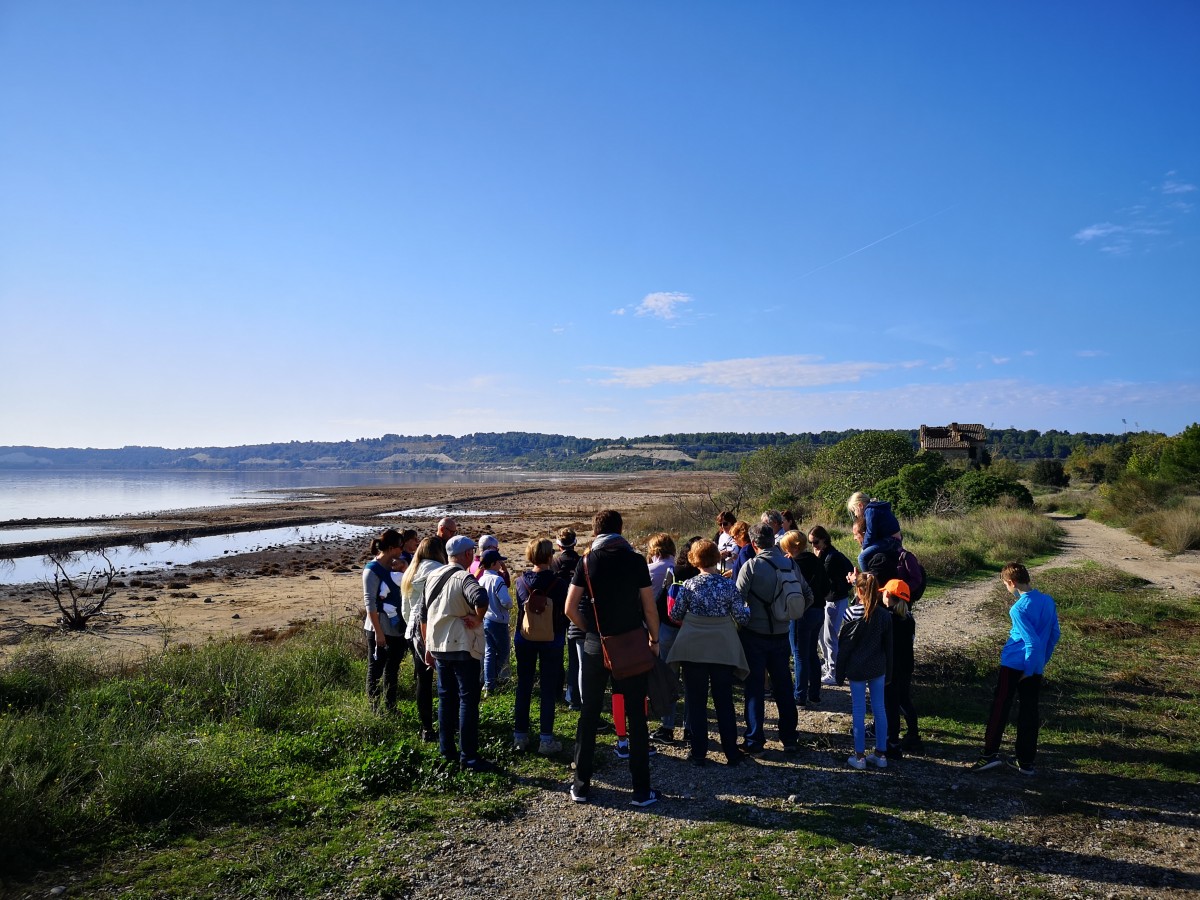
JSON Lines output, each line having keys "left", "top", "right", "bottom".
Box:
{"left": 359, "top": 492, "right": 1061, "bottom": 802}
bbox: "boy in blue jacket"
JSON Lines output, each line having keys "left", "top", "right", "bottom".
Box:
{"left": 972, "top": 562, "right": 1061, "bottom": 776}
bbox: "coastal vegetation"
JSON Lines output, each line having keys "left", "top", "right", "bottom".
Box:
{"left": 0, "top": 427, "right": 1152, "bottom": 474}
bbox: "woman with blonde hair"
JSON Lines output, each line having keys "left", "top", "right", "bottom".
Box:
{"left": 837, "top": 572, "right": 893, "bottom": 770}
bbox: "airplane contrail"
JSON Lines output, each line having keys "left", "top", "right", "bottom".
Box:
{"left": 798, "top": 204, "right": 957, "bottom": 280}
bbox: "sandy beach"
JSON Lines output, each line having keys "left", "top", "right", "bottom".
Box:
{"left": 0, "top": 472, "right": 729, "bottom": 656}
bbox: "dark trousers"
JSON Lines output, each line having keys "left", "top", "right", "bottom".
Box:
{"left": 740, "top": 630, "right": 798, "bottom": 748}
{"left": 789, "top": 606, "right": 824, "bottom": 703}
{"left": 983, "top": 666, "right": 1043, "bottom": 766}
{"left": 434, "top": 655, "right": 482, "bottom": 764}
{"left": 683, "top": 662, "right": 740, "bottom": 763}
{"left": 366, "top": 631, "right": 401, "bottom": 711}
{"left": 565, "top": 637, "right": 581, "bottom": 705}
{"left": 515, "top": 639, "right": 563, "bottom": 737}
{"left": 410, "top": 638, "right": 434, "bottom": 733}
{"left": 885, "top": 662, "right": 919, "bottom": 746}
{"left": 573, "top": 634, "right": 650, "bottom": 796}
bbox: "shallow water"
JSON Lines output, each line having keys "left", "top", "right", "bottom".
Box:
{"left": 0, "top": 525, "right": 116, "bottom": 545}
{"left": 0, "top": 522, "right": 379, "bottom": 585}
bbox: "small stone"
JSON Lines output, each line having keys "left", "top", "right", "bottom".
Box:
{"left": 231, "top": 613, "right": 240, "bottom": 619}
{"left": 50, "top": 888, "right": 67, "bottom": 897}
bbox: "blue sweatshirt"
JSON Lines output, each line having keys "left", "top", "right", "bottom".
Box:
{"left": 999, "top": 588, "right": 1061, "bottom": 676}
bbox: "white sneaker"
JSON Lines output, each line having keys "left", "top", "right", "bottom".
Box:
{"left": 538, "top": 737, "right": 562, "bottom": 755}
{"left": 821, "top": 674, "right": 837, "bottom": 686}
{"left": 868, "top": 752, "right": 888, "bottom": 769}
{"left": 847, "top": 754, "right": 866, "bottom": 770}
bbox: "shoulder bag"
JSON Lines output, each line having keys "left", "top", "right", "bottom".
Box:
{"left": 583, "top": 556, "right": 655, "bottom": 681}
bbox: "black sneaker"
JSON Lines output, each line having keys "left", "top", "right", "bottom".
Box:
{"left": 1008, "top": 759, "right": 1037, "bottom": 776}
{"left": 971, "top": 754, "right": 1003, "bottom": 772}
{"left": 741, "top": 741, "right": 765, "bottom": 756}
{"left": 651, "top": 726, "right": 676, "bottom": 743}
{"left": 461, "top": 758, "right": 497, "bottom": 774}
{"left": 900, "top": 735, "right": 925, "bottom": 754}
{"left": 630, "top": 789, "right": 661, "bottom": 808}
{"left": 614, "top": 740, "right": 630, "bottom": 760}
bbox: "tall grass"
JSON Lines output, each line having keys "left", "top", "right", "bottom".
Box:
{"left": 1130, "top": 499, "right": 1200, "bottom": 555}
{"left": 0, "top": 620, "right": 503, "bottom": 874}
{"left": 901, "top": 507, "right": 1063, "bottom": 581}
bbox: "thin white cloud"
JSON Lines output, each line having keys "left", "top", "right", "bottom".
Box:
{"left": 1022, "top": 350, "right": 1037, "bottom": 357}
{"left": 611, "top": 308, "right": 626, "bottom": 316}
{"left": 1161, "top": 179, "right": 1196, "bottom": 195}
{"left": 1074, "top": 173, "right": 1193, "bottom": 254}
{"left": 992, "top": 357, "right": 1011, "bottom": 365}
{"left": 931, "top": 357, "right": 957, "bottom": 371}
{"left": 635, "top": 292, "right": 692, "bottom": 320}
{"left": 596, "top": 354, "right": 912, "bottom": 390}
{"left": 1076, "top": 349, "right": 1106, "bottom": 358}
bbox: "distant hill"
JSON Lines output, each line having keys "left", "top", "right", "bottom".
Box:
{"left": 0, "top": 428, "right": 1128, "bottom": 472}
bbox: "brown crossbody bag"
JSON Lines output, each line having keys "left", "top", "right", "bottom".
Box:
{"left": 583, "top": 556, "right": 656, "bottom": 680}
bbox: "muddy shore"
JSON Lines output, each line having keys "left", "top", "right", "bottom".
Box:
{"left": 0, "top": 472, "right": 729, "bottom": 654}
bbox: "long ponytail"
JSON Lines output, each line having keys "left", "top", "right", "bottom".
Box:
{"left": 855, "top": 572, "right": 881, "bottom": 622}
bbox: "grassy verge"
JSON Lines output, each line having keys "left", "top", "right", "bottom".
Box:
{"left": 0, "top": 622, "right": 567, "bottom": 894}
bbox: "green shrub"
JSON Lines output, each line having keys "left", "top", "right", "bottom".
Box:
{"left": 951, "top": 470, "right": 1033, "bottom": 510}
{"left": 1030, "top": 458, "right": 1069, "bottom": 487}
{"left": 811, "top": 431, "right": 916, "bottom": 511}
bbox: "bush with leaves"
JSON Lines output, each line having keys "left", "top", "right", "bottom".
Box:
{"left": 870, "top": 454, "right": 953, "bottom": 519}
{"left": 1158, "top": 423, "right": 1200, "bottom": 488}
{"left": 811, "top": 431, "right": 916, "bottom": 512}
{"left": 1030, "top": 458, "right": 1069, "bottom": 487}
{"left": 952, "top": 470, "right": 1033, "bottom": 510}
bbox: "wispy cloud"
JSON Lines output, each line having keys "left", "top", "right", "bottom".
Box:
{"left": 992, "top": 356, "right": 1011, "bottom": 365}
{"left": 1074, "top": 172, "right": 1194, "bottom": 255}
{"left": 610, "top": 308, "right": 626, "bottom": 316}
{"left": 635, "top": 292, "right": 692, "bottom": 320}
{"left": 596, "top": 354, "right": 913, "bottom": 390}
{"left": 1076, "top": 349, "right": 1106, "bottom": 358}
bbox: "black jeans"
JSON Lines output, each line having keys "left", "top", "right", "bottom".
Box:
{"left": 410, "top": 638, "right": 434, "bottom": 733}
{"left": 515, "top": 639, "right": 563, "bottom": 737}
{"left": 366, "top": 630, "right": 401, "bottom": 712}
{"left": 434, "top": 655, "right": 482, "bottom": 764}
{"left": 573, "top": 634, "right": 650, "bottom": 796}
{"left": 683, "top": 661, "right": 740, "bottom": 763}
{"left": 885, "top": 662, "right": 919, "bottom": 746}
{"left": 983, "top": 666, "right": 1042, "bottom": 766}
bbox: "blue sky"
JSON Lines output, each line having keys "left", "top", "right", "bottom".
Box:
{"left": 2, "top": 2, "right": 1198, "bottom": 448}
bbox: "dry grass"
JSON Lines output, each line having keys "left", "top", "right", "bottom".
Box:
{"left": 1130, "top": 499, "right": 1200, "bottom": 555}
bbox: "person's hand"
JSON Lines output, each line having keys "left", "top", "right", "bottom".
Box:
{"left": 649, "top": 640, "right": 660, "bottom": 657}
{"left": 463, "top": 614, "right": 481, "bottom": 629}
{"left": 424, "top": 650, "right": 434, "bottom": 666}
{"left": 846, "top": 567, "right": 860, "bottom": 586}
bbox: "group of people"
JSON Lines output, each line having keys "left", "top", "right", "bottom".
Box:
{"left": 362, "top": 497, "right": 1060, "bottom": 802}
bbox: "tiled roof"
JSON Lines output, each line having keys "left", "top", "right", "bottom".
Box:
{"left": 920, "top": 423, "right": 987, "bottom": 449}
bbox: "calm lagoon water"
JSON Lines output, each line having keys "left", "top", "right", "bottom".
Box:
{"left": 0, "top": 469, "right": 534, "bottom": 584}
{"left": 0, "top": 469, "right": 536, "bottom": 521}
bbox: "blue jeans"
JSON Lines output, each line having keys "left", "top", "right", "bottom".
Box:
{"left": 850, "top": 675, "right": 888, "bottom": 756}
{"left": 514, "top": 638, "right": 562, "bottom": 738}
{"left": 740, "top": 630, "right": 798, "bottom": 749}
{"left": 657, "top": 622, "right": 681, "bottom": 729}
{"left": 789, "top": 606, "right": 824, "bottom": 703}
{"left": 434, "top": 655, "right": 482, "bottom": 764}
{"left": 483, "top": 619, "right": 509, "bottom": 689}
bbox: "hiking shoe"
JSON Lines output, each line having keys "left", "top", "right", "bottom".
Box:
{"left": 651, "top": 726, "right": 676, "bottom": 743}
{"left": 537, "top": 737, "right": 562, "bottom": 755}
{"left": 614, "top": 740, "right": 630, "bottom": 760}
{"left": 867, "top": 752, "right": 888, "bottom": 769}
{"left": 900, "top": 735, "right": 925, "bottom": 754}
{"left": 513, "top": 733, "right": 530, "bottom": 752}
{"left": 971, "top": 754, "right": 1004, "bottom": 772}
{"left": 741, "top": 741, "right": 765, "bottom": 755}
{"left": 1008, "top": 760, "right": 1037, "bottom": 776}
{"left": 847, "top": 754, "right": 867, "bottom": 770}
{"left": 630, "top": 789, "right": 661, "bottom": 808}
{"left": 569, "top": 784, "right": 589, "bottom": 803}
